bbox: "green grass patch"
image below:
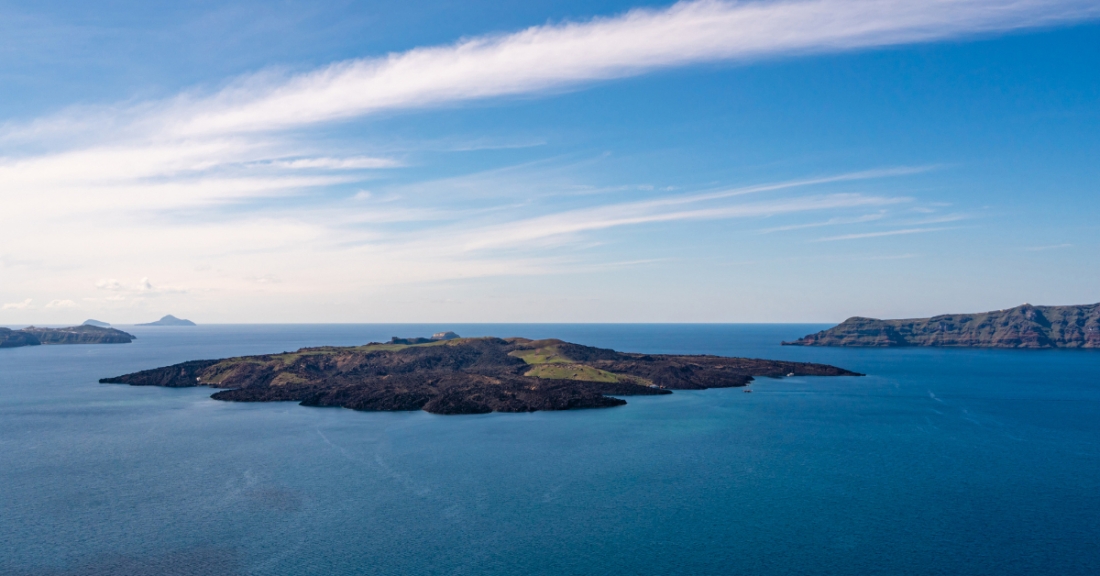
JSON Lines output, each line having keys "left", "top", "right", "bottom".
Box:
{"left": 524, "top": 363, "right": 620, "bottom": 383}
{"left": 509, "top": 346, "right": 572, "bottom": 365}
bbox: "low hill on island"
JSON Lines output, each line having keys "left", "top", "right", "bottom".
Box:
{"left": 1, "top": 325, "right": 135, "bottom": 348}
{"left": 784, "top": 303, "right": 1100, "bottom": 348}
{"left": 101, "top": 336, "right": 860, "bottom": 415}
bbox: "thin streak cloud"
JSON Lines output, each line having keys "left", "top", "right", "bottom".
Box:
{"left": 460, "top": 193, "right": 909, "bottom": 251}
{"left": 758, "top": 212, "right": 887, "bottom": 233}
{"left": 814, "top": 227, "right": 953, "bottom": 242}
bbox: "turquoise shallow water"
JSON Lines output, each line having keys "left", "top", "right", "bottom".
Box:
{"left": 1, "top": 324, "right": 1098, "bottom": 575}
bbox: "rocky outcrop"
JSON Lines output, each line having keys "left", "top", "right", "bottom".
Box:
{"left": 784, "top": 303, "right": 1100, "bottom": 348}
{"left": 0, "top": 325, "right": 135, "bottom": 348}
{"left": 102, "top": 336, "right": 860, "bottom": 415}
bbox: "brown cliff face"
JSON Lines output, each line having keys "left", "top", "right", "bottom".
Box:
{"left": 784, "top": 303, "right": 1100, "bottom": 348}
{"left": 101, "top": 337, "right": 861, "bottom": 415}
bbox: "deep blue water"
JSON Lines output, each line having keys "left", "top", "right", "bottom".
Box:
{"left": 1, "top": 324, "right": 1098, "bottom": 575}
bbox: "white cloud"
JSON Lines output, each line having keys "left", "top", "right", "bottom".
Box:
{"left": 45, "top": 299, "right": 76, "bottom": 309}
{"left": 96, "top": 279, "right": 124, "bottom": 291}
{"left": 267, "top": 156, "right": 402, "bottom": 170}
{"left": 2, "top": 298, "right": 32, "bottom": 310}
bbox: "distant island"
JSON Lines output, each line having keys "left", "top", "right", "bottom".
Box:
{"left": 82, "top": 319, "right": 111, "bottom": 328}
{"left": 1, "top": 325, "right": 135, "bottom": 348}
{"left": 101, "top": 336, "right": 861, "bottom": 415}
{"left": 784, "top": 303, "right": 1100, "bottom": 348}
{"left": 137, "top": 315, "right": 196, "bottom": 326}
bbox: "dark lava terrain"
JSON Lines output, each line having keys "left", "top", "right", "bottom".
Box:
{"left": 101, "top": 337, "right": 860, "bottom": 415}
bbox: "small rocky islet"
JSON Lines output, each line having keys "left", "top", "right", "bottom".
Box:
{"left": 784, "top": 302, "right": 1100, "bottom": 348}
{"left": 100, "top": 335, "right": 861, "bottom": 415}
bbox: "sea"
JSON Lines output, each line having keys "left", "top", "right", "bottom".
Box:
{"left": 1, "top": 324, "right": 1098, "bottom": 575}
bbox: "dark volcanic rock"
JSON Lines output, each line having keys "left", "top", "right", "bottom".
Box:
{"left": 101, "top": 337, "right": 860, "bottom": 415}
{"left": 784, "top": 303, "right": 1100, "bottom": 348}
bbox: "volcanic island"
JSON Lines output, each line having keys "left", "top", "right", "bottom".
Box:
{"left": 101, "top": 335, "right": 861, "bottom": 415}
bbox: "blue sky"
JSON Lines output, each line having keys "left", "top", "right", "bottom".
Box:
{"left": 1, "top": 0, "right": 1098, "bottom": 323}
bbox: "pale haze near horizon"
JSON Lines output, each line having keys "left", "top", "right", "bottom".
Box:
{"left": 1, "top": 0, "right": 1098, "bottom": 325}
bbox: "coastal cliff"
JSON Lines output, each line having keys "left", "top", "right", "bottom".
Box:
{"left": 784, "top": 303, "right": 1100, "bottom": 348}
{"left": 102, "top": 336, "right": 860, "bottom": 415}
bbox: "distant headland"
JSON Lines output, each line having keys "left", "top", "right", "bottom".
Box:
{"left": 1, "top": 325, "right": 135, "bottom": 348}
{"left": 101, "top": 335, "right": 861, "bottom": 415}
{"left": 784, "top": 303, "right": 1100, "bottom": 348}
{"left": 137, "top": 315, "right": 196, "bottom": 326}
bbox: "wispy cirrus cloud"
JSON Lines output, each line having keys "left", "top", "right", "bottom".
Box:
{"left": 4, "top": 0, "right": 1091, "bottom": 211}
{"left": 153, "top": 0, "right": 1100, "bottom": 139}
{"left": 814, "top": 226, "right": 955, "bottom": 242}
{"left": 459, "top": 193, "right": 910, "bottom": 251}
{"left": 266, "top": 156, "right": 403, "bottom": 170}
{"left": 758, "top": 212, "right": 887, "bottom": 233}
{"left": 1025, "top": 243, "right": 1073, "bottom": 252}
{"left": 7, "top": 0, "right": 1097, "bottom": 148}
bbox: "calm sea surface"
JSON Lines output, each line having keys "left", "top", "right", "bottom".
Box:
{"left": 1, "top": 324, "right": 1098, "bottom": 575}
